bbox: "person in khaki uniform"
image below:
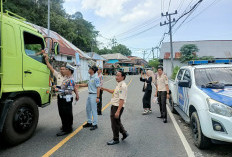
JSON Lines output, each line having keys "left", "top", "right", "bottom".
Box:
{"left": 155, "top": 66, "right": 169, "bottom": 123}
{"left": 101, "top": 71, "right": 129, "bottom": 145}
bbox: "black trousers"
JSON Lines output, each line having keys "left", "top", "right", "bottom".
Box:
{"left": 110, "top": 106, "right": 126, "bottom": 141}
{"left": 158, "top": 91, "right": 167, "bottom": 119}
{"left": 142, "top": 90, "right": 152, "bottom": 109}
{"left": 97, "top": 90, "right": 103, "bottom": 113}
{"left": 57, "top": 96, "right": 73, "bottom": 132}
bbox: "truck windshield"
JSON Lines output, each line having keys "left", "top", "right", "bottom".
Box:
{"left": 195, "top": 67, "right": 232, "bottom": 87}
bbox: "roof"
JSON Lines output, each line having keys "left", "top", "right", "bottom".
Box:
{"left": 87, "top": 52, "right": 106, "bottom": 60}
{"left": 127, "top": 56, "right": 143, "bottom": 60}
{"left": 101, "top": 53, "right": 129, "bottom": 60}
{"left": 29, "top": 23, "right": 90, "bottom": 59}
{"left": 160, "top": 40, "right": 232, "bottom": 59}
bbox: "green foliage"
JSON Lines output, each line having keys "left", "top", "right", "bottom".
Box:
{"left": 171, "top": 66, "right": 180, "bottom": 80}
{"left": 180, "top": 44, "right": 199, "bottom": 63}
{"left": 198, "top": 56, "right": 214, "bottom": 61}
{"left": 97, "top": 44, "right": 132, "bottom": 56}
{"left": 4, "top": 0, "right": 98, "bottom": 52}
{"left": 148, "top": 58, "right": 160, "bottom": 70}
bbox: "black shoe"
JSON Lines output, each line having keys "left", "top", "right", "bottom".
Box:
{"left": 107, "top": 140, "right": 119, "bottom": 145}
{"left": 98, "top": 112, "right": 102, "bottom": 115}
{"left": 121, "top": 132, "right": 129, "bottom": 141}
{"left": 56, "top": 130, "right": 72, "bottom": 136}
{"left": 163, "top": 118, "right": 167, "bottom": 123}
{"left": 83, "top": 123, "right": 92, "bottom": 128}
{"left": 157, "top": 116, "right": 163, "bottom": 118}
{"left": 90, "top": 125, "right": 98, "bottom": 131}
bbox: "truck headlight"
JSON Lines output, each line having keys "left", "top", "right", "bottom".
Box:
{"left": 207, "top": 98, "right": 232, "bottom": 117}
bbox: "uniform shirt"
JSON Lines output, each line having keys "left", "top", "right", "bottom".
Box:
{"left": 88, "top": 73, "right": 100, "bottom": 94}
{"left": 98, "top": 73, "right": 104, "bottom": 87}
{"left": 53, "top": 70, "right": 66, "bottom": 86}
{"left": 111, "top": 81, "right": 127, "bottom": 107}
{"left": 156, "top": 73, "right": 168, "bottom": 91}
{"left": 60, "top": 76, "right": 75, "bottom": 96}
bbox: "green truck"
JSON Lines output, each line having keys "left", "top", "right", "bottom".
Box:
{"left": 0, "top": 1, "right": 59, "bottom": 145}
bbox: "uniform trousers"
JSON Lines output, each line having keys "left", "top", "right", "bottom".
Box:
{"left": 97, "top": 90, "right": 103, "bottom": 113}
{"left": 110, "top": 105, "right": 127, "bottom": 141}
{"left": 86, "top": 94, "right": 98, "bottom": 125}
{"left": 158, "top": 91, "right": 167, "bottom": 119}
{"left": 57, "top": 96, "right": 73, "bottom": 132}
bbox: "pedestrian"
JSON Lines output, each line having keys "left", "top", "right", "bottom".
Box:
{"left": 44, "top": 54, "right": 79, "bottom": 133}
{"left": 155, "top": 66, "right": 169, "bottom": 123}
{"left": 55, "top": 64, "right": 79, "bottom": 136}
{"left": 140, "top": 70, "right": 153, "bottom": 115}
{"left": 101, "top": 71, "right": 129, "bottom": 145}
{"left": 97, "top": 68, "right": 104, "bottom": 115}
{"left": 77, "top": 66, "right": 100, "bottom": 130}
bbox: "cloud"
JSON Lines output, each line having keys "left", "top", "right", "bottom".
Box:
{"left": 81, "top": 0, "right": 130, "bottom": 17}
{"left": 120, "top": 0, "right": 160, "bottom": 23}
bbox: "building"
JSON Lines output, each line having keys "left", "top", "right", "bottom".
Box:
{"left": 160, "top": 40, "right": 232, "bottom": 77}
{"left": 87, "top": 52, "right": 106, "bottom": 68}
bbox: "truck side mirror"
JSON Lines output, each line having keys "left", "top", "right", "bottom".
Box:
{"left": 178, "top": 80, "right": 191, "bottom": 88}
{"left": 54, "top": 42, "right": 60, "bottom": 55}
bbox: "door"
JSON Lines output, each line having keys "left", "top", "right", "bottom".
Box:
{"left": 181, "top": 70, "right": 191, "bottom": 114}
{"left": 176, "top": 69, "right": 185, "bottom": 110}
{"left": 22, "top": 30, "right": 50, "bottom": 104}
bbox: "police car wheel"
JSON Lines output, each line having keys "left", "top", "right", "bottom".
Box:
{"left": 2, "top": 97, "right": 39, "bottom": 146}
{"left": 190, "top": 112, "right": 211, "bottom": 149}
{"left": 169, "top": 95, "right": 176, "bottom": 114}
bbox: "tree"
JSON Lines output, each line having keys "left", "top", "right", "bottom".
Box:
{"left": 97, "top": 48, "right": 112, "bottom": 55}
{"left": 111, "top": 44, "right": 132, "bottom": 56}
{"left": 148, "top": 58, "right": 160, "bottom": 70}
{"left": 180, "top": 44, "right": 199, "bottom": 63}
{"left": 71, "top": 11, "right": 83, "bottom": 19}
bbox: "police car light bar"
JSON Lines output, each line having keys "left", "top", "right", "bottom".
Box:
{"left": 188, "top": 59, "right": 231, "bottom": 65}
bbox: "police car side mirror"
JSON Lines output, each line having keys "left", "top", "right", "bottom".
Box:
{"left": 178, "top": 80, "right": 191, "bottom": 88}
{"left": 54, "top": 42, "right": 60, "bottom": 55}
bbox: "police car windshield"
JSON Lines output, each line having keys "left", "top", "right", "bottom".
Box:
{"left": 195, "top": 67, "right": 232, "bottom": 87}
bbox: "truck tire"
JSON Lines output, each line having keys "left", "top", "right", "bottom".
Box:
{"left": 2, "top": 97, "right": 39, "bottom": 146}
{"left": 190, "top": 112, "right": 211, "bottom": 149}
{"left": 169, "top": 95, "right": 177, "bottom": 114}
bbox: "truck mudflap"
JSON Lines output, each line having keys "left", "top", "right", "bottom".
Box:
{"left": 0, "top": 99, "right": 13, "bottom": 132}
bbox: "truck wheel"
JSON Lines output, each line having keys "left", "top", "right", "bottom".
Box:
{"left": 190, "top": 112, "right": 211, "bottom": 149}
{"left": 169, "top": 95, "right": 176, "bottom": 114}
{"left": 2, "top": 97, "right": 39, "bottom": 146}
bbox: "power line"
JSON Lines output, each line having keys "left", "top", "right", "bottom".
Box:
{"left": 115, "top": 17, "right": 161, "bottom": 38}
{"left": 118, "top": 23, "right": 160, "bottom": 42}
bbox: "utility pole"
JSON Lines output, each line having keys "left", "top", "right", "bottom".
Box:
{"left": 152, "top": 47, "right": 154, "bottom": 59}
{"left": 160, "top": 10, "right": 177, "bottom": 72}
{"left": 47, "top": 0, "right": 50, "bottom": 53}
{"left": 143, "top": 50, "right": 147, "bottom": 60}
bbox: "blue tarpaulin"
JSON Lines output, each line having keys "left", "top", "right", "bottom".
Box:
{"left": 107, "top": 59, "right": 119, "bottom": 64}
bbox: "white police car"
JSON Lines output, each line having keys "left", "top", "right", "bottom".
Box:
{"left": 169, "top": 60, "right": 232, "bottom": 149}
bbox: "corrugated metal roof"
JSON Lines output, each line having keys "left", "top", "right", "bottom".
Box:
{"left": 101, "top": 53, "right": 129, "bottom": 60}
{"left": 28, "top": 23, "right": 90, "bottom": 59}
{"left": 87, "top": 52, "right": 106, "bottom": 60}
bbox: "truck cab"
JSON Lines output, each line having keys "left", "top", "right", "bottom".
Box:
{"left": 169, "top": 60, "right": 232, "bottom": 149}
{"left": 0, "top": 10, "right": 58, "bottom": 145}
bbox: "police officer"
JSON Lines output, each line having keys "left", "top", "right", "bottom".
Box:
{"left": 101, "top": 71, "right": 129, "bottom": 145}
{"left": 55, "top": 64, "right": 79, "bottom": 136}
{"left": 77, "top": 66, "right": 100, "bottom": 131}
{"left": 155, "top": 66, "right": 169, "bottom": 123}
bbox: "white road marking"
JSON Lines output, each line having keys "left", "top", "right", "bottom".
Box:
{"left": 167, "top": 105, "right": 195, "bottom": 157}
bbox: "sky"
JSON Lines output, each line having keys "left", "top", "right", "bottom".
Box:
{"left": 63, "top": 0, "right": 232, "bottom": 60}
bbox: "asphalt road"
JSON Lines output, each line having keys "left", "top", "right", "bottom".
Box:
{"left": 0, "top": 75, "right": 231, "bottom": 157}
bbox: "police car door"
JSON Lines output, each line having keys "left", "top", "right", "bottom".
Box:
{"left": 177, "top": 69, "right": 185, "bottom": 110}
{"left": 178, "top": 69, "right": 191, "bottom": 113}
{"left": 21, "top": 30, "right": 50, "bottom": 104}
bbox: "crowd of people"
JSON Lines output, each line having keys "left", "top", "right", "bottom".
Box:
{"left": 43, "top": 53, "right": 169, "bottom": 145}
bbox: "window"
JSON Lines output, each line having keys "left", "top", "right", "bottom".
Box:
{"left": 183, "top": 70, "right": 191, "bottom": 81}
{"left": 177, "top": 69, "right": 184, "bottom": 80}
{"left": 24, "top": 32, "right": 45, "bottom": 63}
{"left": 67, "top": 56, "right": 72, "bottom": 62}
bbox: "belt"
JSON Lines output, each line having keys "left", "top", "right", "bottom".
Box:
{"left": 59, "top": 95, "right": 73, "bottom": 99}
{"left": 89, "top": 93, "right": 97, "bottom": 94}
